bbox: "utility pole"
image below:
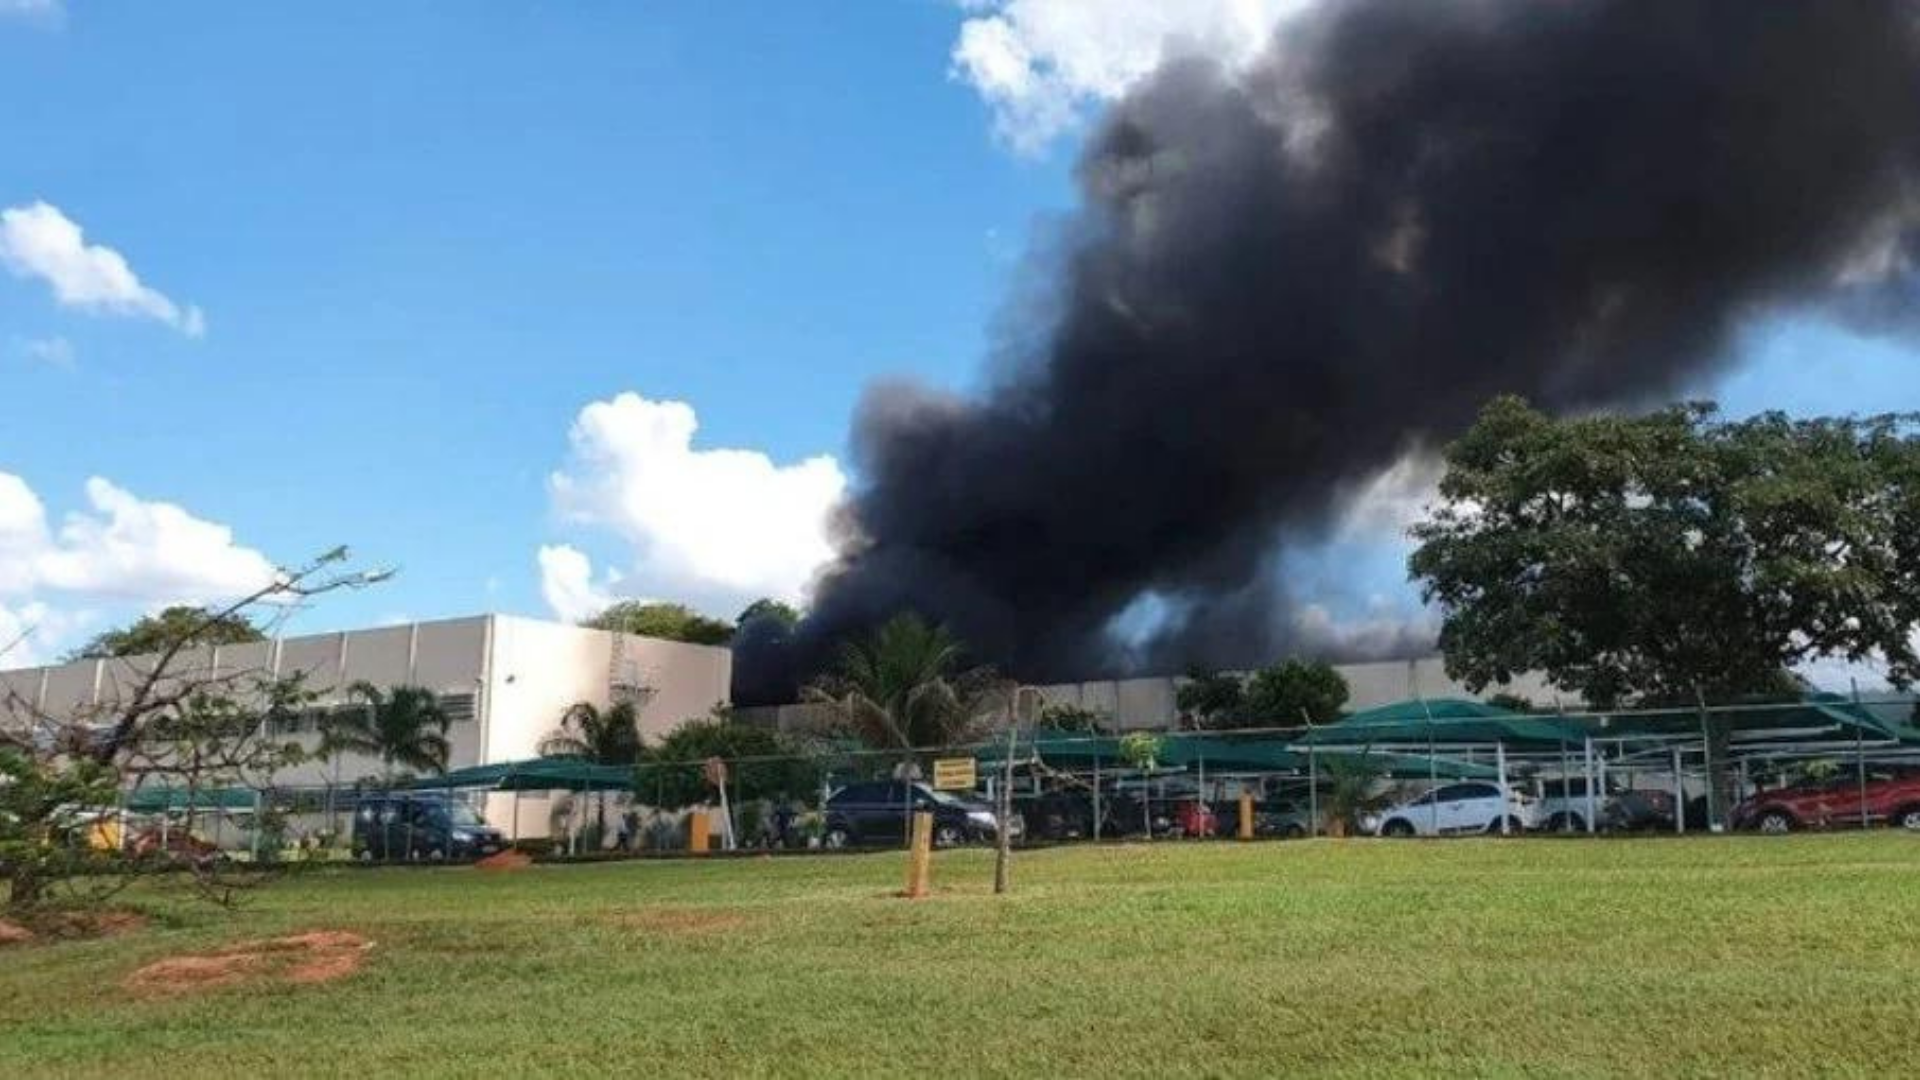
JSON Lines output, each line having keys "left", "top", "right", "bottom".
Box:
{"left": 994, "top": 722, "right": 1017, "bottom": 895}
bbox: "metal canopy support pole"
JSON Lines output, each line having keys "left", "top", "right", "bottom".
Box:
{"left": 1854, "top": 678, "right": 1870, "bottom": 830}
{"left": 1307, "top": 743, "right": 1319, "bottom": 839}
{"left": 1583, "top": 736, "right": 1597, "bottom": 835}
{"left": 1421, "top": 697, "right": 1438, "bottom": 835}
{"left": 1560, "top": 743, "right": 1572, "bottom": 833}
{"left": 1694, "top": 688, "right": 1718, "bottom": 832}
{"left": 1495, "top": 741, "right": 1510, "bottom": 836}
{"left": 1672, "top": 745, "right": 1686, "bottom": 835}
{"left": 1092, "top": 756, "right": 1103, "bottom": 842}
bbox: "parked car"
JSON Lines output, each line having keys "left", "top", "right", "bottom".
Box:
{"left": 1535, "top": 777, "right": 1677, "bottom": 832}
{"left": 1365, "top": 782, "right": 1542, "bottom": 837}
{"left": 821, "top": 781, "right": 1020, "bottom": 848}
{"left": 1211, "top": 796, "right": 1315, "bottom": 839}
{"left": 352, "top": 794, "right": 505, "bottom": 861}
{"left": 1731, "top": 769, "right": 1920, "bottom": 833}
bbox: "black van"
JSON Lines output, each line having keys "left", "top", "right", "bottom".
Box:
{"left": 821, "top": 781, "right": 1019, "bottom": 849}
{"left": 352, "top": 794, "right": 506, "bottom": 861}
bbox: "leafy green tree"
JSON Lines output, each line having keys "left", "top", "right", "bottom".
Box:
{"left": 1175, "top": 670, "right": 1246, "bottom": 728}
{"left": 1411, "top": 397, "right": 1920, "bottom": 820}
{"left": 736, "top": 598, "right": 801, "bottom": 629}
{"left": 318, "top": 683, "right": 453, "bottom": 783}
{"left": 636, "top": 711, "right": 820, "bottom": 811}
{"left": 1, "top": 750, "right": 120, "bottom": 910}
{"left": 1240, "top": 658, "right": 1349, "bottom": 727}
{"left": 73, "top": 605, "right": 264, "bottom": 660}
{"left": 1410, "top": 396, "right": 1920, "bottom": 707}
{"left": 583, "top": 601, "right": 734, "bottom": 645}
{"left": 539, "top": 701, "right": 643, "bottom": 765}
{"left": 804, "top": 614, "right": 1011, "bottom": 750}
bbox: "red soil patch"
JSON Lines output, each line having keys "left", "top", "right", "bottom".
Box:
{"left": 606, "top": 909, "right": 748, "bottom": 936}
{"left": 0, "top": 909, "right": 147, "bottom": 946}
{"left": 124, "top": 930, "right": 372, "bottom": 996}
{"left": 475, "top": 849, "right": 533, "bottom": 872}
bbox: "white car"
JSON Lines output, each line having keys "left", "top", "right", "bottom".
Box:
{"left": 1365, "top": 782, "right": 1542, "bottom": 837}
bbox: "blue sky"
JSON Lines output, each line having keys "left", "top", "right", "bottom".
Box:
{"left": 2, "top": 1, "right": 1916, "bottom": 669}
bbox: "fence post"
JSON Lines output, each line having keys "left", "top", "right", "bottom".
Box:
{"left": 1672, "top": 745, "right": 1686, "bottom": 835}
{"left": 1582, "top": 736, "right": 1597, "bottom": 835}
{"left": 1307, "top": 743, "right": 1318, "bottom": 838}
{"left": 1693, "top": 687, "right": 1720, "bottom": 832}
{"left": 1092, "top": 755, "right": 1103, "bottom": 842}
{"left": 1495, "top": 741, "right": 1509, "bottom": 835}
{"left": 1238, "top": 791, "right": 1254, "bottom": 841}
{"left": 1854, "top": 677, "right": 1870, "bottom": 829}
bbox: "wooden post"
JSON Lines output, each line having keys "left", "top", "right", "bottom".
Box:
{"left": 687, "top": 810, "right": 710, "bottom": 855}
{"left": 905, "top": 811, "right": 933, "bottom": 898}
{"left": 1237, "top": 792, "right": 1254, "bottom": 842}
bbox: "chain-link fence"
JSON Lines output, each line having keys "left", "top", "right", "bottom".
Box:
{"left": 79, "top": 693, "right": 1920, "bottom": 865}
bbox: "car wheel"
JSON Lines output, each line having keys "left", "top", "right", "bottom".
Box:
{"left": 1548, "top": 812, "right": 1585, "bottom": 833}
{"left": 934, "top": 823, "right": 965, "bottom": 847}
{"left": 1486, "top": 815, "right": 1524, "bottom": 835}
{"left": 1382, "top": 819, "right": 1416, "bottom": 838}
{"left": 429, "top": 848, "right": 447, "bottom": 861}
{"left": 1757, "top": 810, "right": 1795, "bottom": 834}
{"left": 1894, "top": 806, "right": 1920, "bottom": 832}
{"left": 1282, "top": 823, "right": 1307, "bottom": 839}
{"left": 354, "top": 848, "right": 373, "bottom": 863}
{"left": 823, "top": 826, "right": 852, "bottom": 850}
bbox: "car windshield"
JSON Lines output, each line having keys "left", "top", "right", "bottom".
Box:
{"left": 920, "top": 788, "right": 966, "bottom": 806}
{"left": 442, "top": 803, "right": 485, "bottom": 827}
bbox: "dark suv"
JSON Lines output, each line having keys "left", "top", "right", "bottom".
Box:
{"left": 821, "top": 781, "right": 1018, "bottom": 849}
{"left": 352, "top": 794, "right": 505, "bottom": 861}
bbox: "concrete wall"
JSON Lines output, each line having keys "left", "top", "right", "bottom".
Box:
{"left": 0, "top": 612, "right": 732, "bottom": 779}
{"left": 733, "top": 656, "right": 1573, "bottom": 734}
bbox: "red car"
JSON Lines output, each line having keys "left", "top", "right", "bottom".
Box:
{"left": 1731, "top": 770, "right": 1920, "bottom": 833}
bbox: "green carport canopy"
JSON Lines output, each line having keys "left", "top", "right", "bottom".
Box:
{"left": 1295, "top": 698, "right": 1585, "bottom": 746}
{"left": 404, "top": 757, "right": 634, "bottom": 792}
{"left": 1590, "top": 694, "right": 1920, "bottom": 744}
{"left": 974, "top": 727, "right": 1498, "bottom": 780}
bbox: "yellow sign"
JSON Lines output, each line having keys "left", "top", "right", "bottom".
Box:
{"left": 931, "top": 757, "right": 977, "bottom": 791}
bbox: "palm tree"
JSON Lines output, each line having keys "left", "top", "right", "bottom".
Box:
{"left": 804, "top": 614, "right": 1011, "bottom": 751}
{"left": 538, "top": 701, "right": 642, "bottom": 765}
{"left": 539, "top": 701, "right": 644, "bottom": 843}
{"left": 318, "top": 682, "right": 453, "bottom": 784}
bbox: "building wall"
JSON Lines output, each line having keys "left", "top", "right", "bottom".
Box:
{"left": 0, "top": 612, "right": 733, "bottom": 782}
{"left": 732, "top": 657, "right": 1574, "bottom": 734}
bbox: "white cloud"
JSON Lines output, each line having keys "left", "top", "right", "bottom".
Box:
{"left": 951, "top": 0, "right": 1309, "bottom": 152}
{"left": 0, "top": 0, "right": 61, "bottom": 20}
{"left": 543, "top": 393, "right": 847, "bottom": 619}
{"left": 0, "top": 472, "right": 278, "bottom": 662}
{"left": 536, "top": 544, "right": 614, "bottom": 625}
{"left": 13, "top": 335, "right": 74, "bottom": 368}
{"left": 0, "top": 201, "right": 205, "bottom": 336}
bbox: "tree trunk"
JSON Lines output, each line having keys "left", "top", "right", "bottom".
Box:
{"left": 8, "top": 862, "right": 44, "bottom": 911}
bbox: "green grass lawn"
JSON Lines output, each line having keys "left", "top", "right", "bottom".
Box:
{"left": 4, "top": 834, "right": 1919, "bottom": 1078}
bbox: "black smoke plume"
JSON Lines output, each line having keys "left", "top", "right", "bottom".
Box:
{"left": 736, "top": 0, "right": 1920, "bottom": 705}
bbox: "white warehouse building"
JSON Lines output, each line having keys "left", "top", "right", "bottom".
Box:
{"left": 0, "top": 614, "right": 732, "bottom": 835}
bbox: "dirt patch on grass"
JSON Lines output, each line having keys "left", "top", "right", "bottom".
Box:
{"left": 606, "top": 908, "right": 749, "bottom": 936}
{"left": 476, "top": 850, "right": 533, "bottom": 872}
{"left": 1, "top": 909, "right": 147, "bottom": 946}
{"left": 124, "top": 930, "right": 372, "bottom": 996}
